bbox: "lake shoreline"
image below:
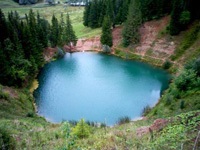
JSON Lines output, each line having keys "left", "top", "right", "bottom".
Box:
{"left": 34, "top": 52, "right": 170, "bottom": 126}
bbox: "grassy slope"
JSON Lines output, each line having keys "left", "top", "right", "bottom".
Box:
{"left": 0, "top": 1, "right": 200, "bottom": 149}
{"left": 0, "top": 1, "right": 101, "bottom": 39}
{"left": 0, "top": 83, "right": 199, "bottom": 149}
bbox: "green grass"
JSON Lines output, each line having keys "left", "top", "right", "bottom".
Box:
{"left": 171, "top": 22, "right": 200, "bottom": 61}
{"left": 0, "top": 0, "right": 19, "bottom": 8}
{"left": 0, "top": 2, "right": 101, "bottom": 38}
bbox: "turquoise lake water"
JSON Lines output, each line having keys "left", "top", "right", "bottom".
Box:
{"left": 34, "top": 52, "right": 170, "bottom": 125}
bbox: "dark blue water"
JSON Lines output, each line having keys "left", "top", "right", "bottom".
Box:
{"left": 34, "top": 52, "right": 170, "bottom": 125}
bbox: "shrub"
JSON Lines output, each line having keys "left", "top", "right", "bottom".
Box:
{"left": 174, "top": 69, "right": 197, "bottom": 91}
{"left": 165, "top": 94, "right": 173, "bottom": 105}
{"left": 56, "top": 47, "right": 65, "bottom": 58}
{"left": 86, "top": 121, "right": 95, "bottom": 127}
{"left": 142, "top": 105, "right": 151, "bottom": 116}
{"left": 162, "top": 60, "right": 172, "bottom": 70}
{"left": 170, "top": 23, "right": 200, "bottom": 60}
{"left": 185, "top": 57, "right": 200, "bottom": 76}
{"left": 180, "top": 100, "right": 185, "bottom": 109}
{"left": 68, "top": 120, "right": 77, "bottom": 126}
{"left": 102, "top": 45, "right": 111, "bottom": 53}
{"left": 100, "top": 123, "right": 106, "bottom": 128}
{"left": 26, "top": 112, "right": 34, "bottom": 117}
{"left": 0, "top": 128, "right": 16, "bottom": 150}
{"left": 117, "top": 116, "right": 131, "bottom": 125}
{"left": 179, "top": 11, "right": 190, "bottom": 25}
{"left": 72, "top": 119, "right": 90, "bottom": 139}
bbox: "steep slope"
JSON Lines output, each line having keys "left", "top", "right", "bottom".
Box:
{"left": 1, "top": 83, "right": 199, "bottom": 149}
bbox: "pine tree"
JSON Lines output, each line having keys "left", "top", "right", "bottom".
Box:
{"left": 122, "top": 0, "right": 142, "bottom": 47}
{"left": 100, "top": 16, "right": 113, "bottom": 47}
{"left": 106, "top": 0, "right": 115, "bottom": 28}
{"left": 98, "top": 0, "right": 106, "bottom": 26}
{"left": 59, "top": 13, "right": 65, "bottom": 46}
{"left": 49, "top": 14, "right": 60, "bottom": 47}
{"left": 0, "top": 9, "right": 8, "bottom": 45}
{"left": 83, "top": 0, "right": 91, "bottom": 26}
{"left": 37, "top": 12, "right": 49, "bottom": 48}
{"left": 64, "top": 14, "right": 77, "bottom": 47}
{"left": 88, "top": 0, "right": 99, "bottom": 28}
{"left": 27, "top": 10, "right": 44, "bottom": 69}
{"left": 169, "top": 0, "right": 184, "bottom": 35}
{"left": 72, "top": 119, "right": 90, "bottom": 139}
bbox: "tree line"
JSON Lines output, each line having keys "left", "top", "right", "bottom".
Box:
{"left": 84, "top": 0, "right": 200, "bottom": 47}
{"left": 83, "top": 0, "right": 130, "bottom": 29}
{"left": 0, "top": 9, "right": 77, "bottom": 87}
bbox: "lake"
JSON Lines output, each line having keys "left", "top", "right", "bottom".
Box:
{"left": 34, "top": 52, "right": 170, "bottom": 125}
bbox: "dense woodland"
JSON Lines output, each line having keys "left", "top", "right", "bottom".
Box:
{"left": 0, "top": 9, "right": 77, "bottom": 87}
{"left": 1, "top": 0, "right": 200, "bottom": 86}
{"left": 84, "top": 0, "right": 200, "bottom": 47}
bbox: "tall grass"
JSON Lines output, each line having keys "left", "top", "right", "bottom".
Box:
{"left": 171, "top": 22, "right": 200, "bottom": 61}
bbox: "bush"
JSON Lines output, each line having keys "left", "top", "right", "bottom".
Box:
{"left": 0, "top": 128, "right": 16, "bottom": 150}
{"left": 26, "top": 112, "right": 34, "bottom": 117}
{"left": 180, "top": 100, "right": 185, "bottom": 109}
{"left": 174, "top": 69, "right": 197, "bottom": 91}
{"left": 68, "top": 120, "right": 77, "bottom": 126}
{"left": 102, "top": 45, "right": 111, "bottom": 53}
{"left": 100, "top": 123, "right": 106, "bottom": 128}
{"left": 185, "top": 57, "right": 200, "bottom": 76}
{"left": 72, "top": 119, "right": 90, "bottom": 139}
{"left": 170, "top": 23, "right": 200, "bottom": 60}
{"left": 117, "top": 116, "right": 131, "bottom": 125}
{"left": 162, "top": 60, "right": 172, "bottom": 69}
{"left": 142, "top": 105, "right": 152, "bottom": 116}
{"left": 165, "top": 94, "right": 173, "bottom": 105}
{"left": 56, "top": 47, "right": 65, "bottom": 58}
{"left": 179, "top": 11, "right": 190, "bottom": 25}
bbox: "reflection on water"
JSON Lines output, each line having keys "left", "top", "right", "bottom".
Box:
{"left": 34, "top": 52, "right": 170, "bottom": 125}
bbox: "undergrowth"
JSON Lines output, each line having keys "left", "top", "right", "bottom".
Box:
{"left": 171, "top": 22, "right": 200, "bottom": 61}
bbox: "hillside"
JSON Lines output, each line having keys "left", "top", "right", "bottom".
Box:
{"left": 0, "top": 0, "right": 200, "bottom": 149}
{"left": 0, "top": 84, "right": 200, "bottom": 149}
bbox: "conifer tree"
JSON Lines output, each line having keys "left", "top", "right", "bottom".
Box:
{"left": 100, "top": 15, "right": 113, "bottom": 47}
{"left": 59, "top": 13, "right": 65, "bottom": 46}
{"left": 72, "top": 119, "right": 90, "bottom": 139}
{"left": 49, "top": 14, "right": 60, "bottom": 47}
{"left": 106, "top": 0, "right": 114, "bottom": 28}
{"left": 37, "top": 12, "right": 49, "bottom": 48}
{"left": 98, "top": 0, "right": 106, "bottom": 26}
{"left": 122, "top": 0, "right": 142, "bottom": 47}
{"left": 88, "top": 0, "right": 99, "bottom": 28}
{"left": 115, "top": 0, "right": 129, "bottom": 24}
{"left": 0, "top": 9, "right": 8, "bottom": 44}
{"left": 64, "top": 14, "right": 77, "bottom": 47}
{"left": 169, "top": 0, "right": 184, "bottom": 35}
{"left": 83, "top": 0, "right": 91, "bottom": 27}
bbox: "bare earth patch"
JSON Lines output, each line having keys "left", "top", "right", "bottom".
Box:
{"left": 136, "top": 118, "right": 169, "bottom": 137}
{"left": 74, "top": 16, "right": 176, "bottom": 65}
{"left": 136, "top": 16, "right": 174, "bottom": 55}
{"left": 43, "top": 16, "right": 177, "bottom": 66}
{"left": 74, "top": 26, "right": 123, "bottom": 52}
{"left": 43, "top": 47, "right": 57, "bottom": 62}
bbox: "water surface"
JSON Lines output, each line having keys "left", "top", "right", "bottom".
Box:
{"left": 34, "top": 52, "right": 170, "bottom": 125}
